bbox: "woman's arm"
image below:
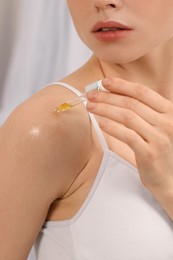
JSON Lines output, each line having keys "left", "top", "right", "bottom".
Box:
{"left": 0, "top": 86, "right": 91, "bottom": 259}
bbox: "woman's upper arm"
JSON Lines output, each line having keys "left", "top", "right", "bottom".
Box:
{"left": 0, "top": 123, "right": 51, "bottom": 259}
{"left": 0, "top": 92, "right": 91, "bottom": 260}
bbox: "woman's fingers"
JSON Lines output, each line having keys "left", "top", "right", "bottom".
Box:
{"left": 86, "top": 77, "right": 173, "bottom": 158}
{"left": 87, "top": 102, "right": 158, "bottom": 144}
{"left": 100, "top": 78, "right": 171, "bottom": 113}
{"left": 87, "top": 90, "right": 160, "bottom": 126}
{"left": 98, "top": 117, "right": 148, "bottom": 153}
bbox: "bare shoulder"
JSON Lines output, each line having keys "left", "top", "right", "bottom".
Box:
{"left": 1, "top": 83, "right": 92, "bottom": 197}
{"left": 0, "top": 83, "right": 91, "bottom": 259}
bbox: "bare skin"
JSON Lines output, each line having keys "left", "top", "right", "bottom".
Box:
{"left": 0, "top": 77, "right": 101, "bottom": 259}
{"left": 1, "top": 0, "right": 173, "bottom": 259}
{"left": 0, "top": 55, "right": 137, "bottom": 259}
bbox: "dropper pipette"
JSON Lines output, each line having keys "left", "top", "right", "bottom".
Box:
{"left": 55, "top": 80, "right": 105, "bottom": 113}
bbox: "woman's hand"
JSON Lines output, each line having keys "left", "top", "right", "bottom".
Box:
{"left": 86, "top": 77, "right": 173, "bottom": 219}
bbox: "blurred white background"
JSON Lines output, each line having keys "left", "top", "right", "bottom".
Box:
{"left": 0, "top": 1, "right": 91, "bottom": 259}
{"left": 0, "top": 0, "right": 91, "bottom": 126}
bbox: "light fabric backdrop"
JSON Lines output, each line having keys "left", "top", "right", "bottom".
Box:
{"left": 0, "top": 0, "right": 91, "bottom": 126}
{"left": 0, "top": 1, "right": 91, "bottom": 259}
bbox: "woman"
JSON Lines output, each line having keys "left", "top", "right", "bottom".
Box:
{"left": 0, "top": 1, "right": 173, "bottom": 259}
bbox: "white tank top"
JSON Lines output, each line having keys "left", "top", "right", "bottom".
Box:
{"left": 34, "top": 82, "right": 173, "bottom": 260}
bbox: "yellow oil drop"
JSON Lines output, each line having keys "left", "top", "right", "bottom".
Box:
{"left": 55, "top": 103, "right": 73, "bottom": 113}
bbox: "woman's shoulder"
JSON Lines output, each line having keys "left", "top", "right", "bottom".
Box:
{"left": 0, "top": 81, "right": 92, "bottom": 196}
{"left": 0, "top": 81, "right": 94, "bottom": 258}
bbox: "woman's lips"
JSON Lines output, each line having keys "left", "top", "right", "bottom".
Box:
{"left": 91, "top": 21, "right": 133, "bottom": 41}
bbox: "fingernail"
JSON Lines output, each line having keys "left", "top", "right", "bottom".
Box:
{"left": 102, "top": 78, "right": 112, "bottom": 86}
{"left": 86, "top": 90, "right": 98, "bottom": 100}
{"left": 86, "top": 102, "right": 96, "bottom": 110}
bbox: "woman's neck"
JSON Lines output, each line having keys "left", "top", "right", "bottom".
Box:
{"left": 93, "top": 38, "right": 173, "bottom": 100}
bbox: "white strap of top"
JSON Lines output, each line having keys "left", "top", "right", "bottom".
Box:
{"left": 48, "top": 81, "right": 109, "bottom": 151}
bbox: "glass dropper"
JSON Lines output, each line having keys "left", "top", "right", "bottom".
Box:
{"left": 55, "top": 80, "right": 105, "bottom": 113}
